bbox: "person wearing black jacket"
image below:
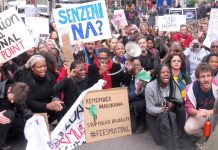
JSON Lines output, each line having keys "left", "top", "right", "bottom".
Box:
{"left": 53, "top": 60, "right": 88, "bottom": 110}
{"left": 88, "top": 48, "right": 132, "bottom": 88}
{"left": 14, "top": 55, "right": 66, "bottom": 123}
{"left": 0, "top": 81, "right": 33, "bottom": 150}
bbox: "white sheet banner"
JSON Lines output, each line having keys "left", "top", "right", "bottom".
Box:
{"left": 158, "top": 15, "right": 186, "bottom": 32}
{"left": 53, "top": 0, "right": 111, "bottom": 45}
{"left": 0, "top": 8, "right": 35, "bottom": 64}
{"left": 49, "top": 80, "right": 106, "bottom": 150}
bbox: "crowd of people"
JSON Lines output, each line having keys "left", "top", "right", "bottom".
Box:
{"left": 0, "top": 0, "right": 218, "bottom": 150}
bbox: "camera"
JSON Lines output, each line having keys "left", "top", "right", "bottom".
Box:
{"left": 193, "top": 43, "right": 200, "bottom": 49}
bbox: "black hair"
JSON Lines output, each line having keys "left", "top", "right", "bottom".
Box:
{"left": 70, "top": 59, "right": 83, "bottom": 71}
{"left": 98, "top": 48, "right": 111, "bottom": 57}
{"left": 206, "top": 53, "right": 218, "bottom": 63}
{"left": 151, "top": 64, "right": 177, "bottom": 97}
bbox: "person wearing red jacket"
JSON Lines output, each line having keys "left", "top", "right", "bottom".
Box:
{"left": 172, "top": 24, "right": 192, "bottom": 50}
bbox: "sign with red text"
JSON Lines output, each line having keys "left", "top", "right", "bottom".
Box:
{"left": 84, "top": 88, "right": 132, "bottom": 143}
{"left": 53, "top": 0, "right": 111, "bottom": 45}
{"left": 0, "top": 8, "right": 35, "bottom": 64}
{"left": 49, "top": 80, "right": 105, "bottom": 150}
{"left": 113, "top": 9, "right": 128, "bottom": 27}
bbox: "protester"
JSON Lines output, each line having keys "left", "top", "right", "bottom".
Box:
{"left": 37, "top": 41, "right": 49, "bottom": 53}
{"left": 184, "top": 38, "right": 210, "bottom": 79}
{"left": 112, "top": 43, "right": 125, "bottom": 64}
{"left": 53, "top": 60, "right": 87, "bottom": 110}
{"left": 14, "top": 55, "right": 66, "bottom": 123}
{"left": 158, "top": 0, "right": 169, "bottom": 16}
{"left": 125, "top": 3, "right": 142, "bottom": 27}
{"left": 145, "top": 64, "right": 186, "bottom": 149}
{"left": 0, "top": 82, "right": 32, "bottom": 149}
{"left": 172, "top": 24, "right": 192, "bottom": 50}
{"left": 165, "top": 53, "right": 191, "bottom": 97}
{"left": 87, "top": 48, "right": 132, "bottom": 88}
{"left": 184, "top": 63, "right": 218, "bottom": 149}
{"left": 128, "top": 58, "right": 151, "bottom": 134}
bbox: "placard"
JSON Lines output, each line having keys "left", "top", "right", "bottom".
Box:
{"left": 169, "top": 8, "right": 183, "bottom": 15}
{"left": 53, "top": 0, "right": 112, "bottom": 45}
{"left": 0, "top": 8, "right": 35, "bottom": 64}
{"left": 158, "top": 15, "right": 186, "bottom": 31}
{"left": 203, "top": 9, "right": 218, "bottom": 48}
{"left": 113, "top": 9, "right": 128, "bottom": 27}
{"left": 183, "top": 8, "right": 197, "bottom": 22}
{"left": 84, "top": 88, "right": 132, "bottom": 143}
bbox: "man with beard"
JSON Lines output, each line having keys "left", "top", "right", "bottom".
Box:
{"left": 184, "top": 63, "right": 218, "bottom": 149}
{"left": 137, "top": 35, "right": 159, "bottom": 74}
{"left": 74, "top": 42, "right": 98, "bottom": 65}
{"left": 172, "top": 24, "right": 192, "bottom": 50}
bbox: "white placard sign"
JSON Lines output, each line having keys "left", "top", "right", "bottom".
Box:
{"left": 25, "top": 17, "right": 49, "bottom": 35}
{"left": 53, "top": 0, "right": 112, "bottom": 45}
{"left": 0, "top": 8, "right": 35, "bottom": 64}
{"left": 203, "top": 9, "right": 218, "bottom": 48}
{"left": 158, "top": 15, "right": 186, "bottom": 32}
{"left": 113, "top": 9, "right": 128, "bottom": 27}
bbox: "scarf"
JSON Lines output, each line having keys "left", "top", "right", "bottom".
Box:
{"left": 173, "top": 71, "right": 186, "bottom": 91}
{"left": 95, "top": 59, "right": 113, "bottom": 89}
{"left": 84, "top": 47, "right": 98, "bottom": 64}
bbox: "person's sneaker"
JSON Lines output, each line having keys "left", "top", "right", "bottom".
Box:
{"left": 0, "top": 144, "right": 11, "bottom": 150}
{"left": 195, "top": 137, "right": 207, "bottom": 150}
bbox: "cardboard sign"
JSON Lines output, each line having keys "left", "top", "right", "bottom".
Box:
{"left": 187, "top": 17, "right": 208, "bottom": 37}
{"left": 84, "top": 87, "right": 132, "bottom": 143}
{"left": 53, "top": 0, "right": 112, "bottom": 45}
{"left": 203, "top": 31, "right": 218, "bottom": 48}
{"left": 0, "top": 8, "right": 35, "bottom": 64}
{"left": 169, "top": 8, "right": 183, "bottom": 15}
{"left": 158, "top": 15, "right": 186, "bottom": 31}
{"left": 183, "top": 8, "right": 197, "bottom": 22}
{"left": 49, "top": 80, "right": 105, "bottom": 150}
{"left": 113, "top": 9, "right": 128, "bottom": 27}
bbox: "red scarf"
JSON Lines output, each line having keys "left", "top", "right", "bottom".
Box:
{"left": 95, "top": 60, "right": 113, "bottom": 89}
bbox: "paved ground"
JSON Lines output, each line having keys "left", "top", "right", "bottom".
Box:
{"left": 7, "top": 130, "right": 195, "bottom": 150}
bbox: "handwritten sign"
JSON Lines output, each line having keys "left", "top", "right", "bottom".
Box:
{"left": 84, "top": 88, "right": 132, "bottom": 143}
{"left": 113, "top": 9, "right": 128, "bottom": 27}
{"left": 203, "top": 31, "right": 218, "bottom": 48}
{"left": 187, "top": 17, "right": 208, "bottom": 37}
{"left": 53, "top": 0, "right": 111, "bottom": 45}
{"left": 25, "top": 17, "right": 49, "bottom": 35}
{"left": 158, "top": 15, "right": 186, "bottom": 32}
{"left": 25, "top": 7, "right": 37, "bottom": 17}
{"left": 0, "top": 8, "right": 35, "bottom": 64}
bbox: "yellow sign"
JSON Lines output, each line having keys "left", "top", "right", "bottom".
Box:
{"left": 84, "top": 87, "right": 132, "bottom": 143}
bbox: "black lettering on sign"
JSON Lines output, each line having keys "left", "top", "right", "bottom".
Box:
{"left": 0, "top": 14, "right": 20, "bottom": 30}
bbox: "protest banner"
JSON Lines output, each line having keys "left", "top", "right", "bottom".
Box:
{"left": 183, "top": 8, "right": 197, "bottom": 22}
{"left": 187, "top": 17, "right": 208, "bottom": 37}
{"left": 203, "top": 9, "right": 218, "bottom": 48}
{"left": 0, "top": 8, "right": 35, "bottom": 64}
{"left": 53, "top": 0, "right": 112, "bottom": 45}
{"left": 169, "top": 8, "right": 183, "bottom": 15}
{"left": 84, "top": 87, "right": 132, "bottom": 143}
{"left": 158, "top": 15, "right": 186, "bottom": 32}
{"left": 48, "top": 80, "right": 106, "bottom": 150}
{"left": 113, "top": 9, "right": 128, "bottom": 27}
